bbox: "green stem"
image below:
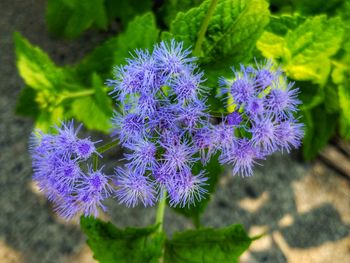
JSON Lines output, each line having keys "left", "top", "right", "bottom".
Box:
{"left": 60, "top": 87, "right": 113, "bottom": 101}
{"left": 193, "top": 0, "right": 218, "bottom": 56}
{"left": 97, "top": 139, "right": 119, "bottom": 154}
{"left": 93, "top": 154, "right": 99, "bottom": 170}
{"left": 61, "top": 89, "right": 95, "bottom": 100}
{"left": 92, "top": 140, "right": 120, "bottom": 170}
{"left": 155, "top": 191, "right": 167, "bottom": 233}
{"left": 193, "top": 216, "right": 201, "bottom": 229}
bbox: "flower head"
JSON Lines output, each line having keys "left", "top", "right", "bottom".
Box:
{"left": 29, "top": 121, "right": 113, "bottom": 220}
{"left": 114, "top": 168, "right": 156, "bottom": 207}
{"left": 168, "top": 169, "right": 208, "bottom": 208}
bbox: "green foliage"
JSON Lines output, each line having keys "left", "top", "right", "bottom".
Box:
{"left": 158, "top": 0, "right": 205, "bottom": 27}
{"left": 292, "top": 0, "right": 345, "bottom": 16}
{"left": 257, "top": 15, "right": 344, "bottom": 85}
{"left": 46, "top": 0, "right": 108, "bottom": 38}
{"left": 15, "top": 86, "right": 40, "bottom": 118}
{"left": 171, "top": 154, "right": 223, "bottom": 226}
{"left": 14, "top": 13, "right": 159, "bottom": 132}
{"left": 257, "top": 12, "right": 349, "bottom": 156}
{"left": 81, "top": 216, "right": 253, "bottom": 263}
{"left": 333, "top": 60, "right": 350, "bottom": 139}
{"left": 164, "top": 0, "right": 270, "bottom": 113}
{"left": 14, "top": 32, "right": 112, "bottom": 132}
{"left": 266, "top": 15, "right": 306, "bottom": 36}
{"left": 302, "top": 105, "right": 338, "bottom": 160}
{"left": 104, "top": 0, "right": 153, "bottom": 26}
{"left": 14, "top": 32, "right": 67, "bottom": 90}
{"left": 168, "top": 0, "right": 270, "bottom": 64}
{"left": 46, "top": 0, "right": 154, "bottom": 38}
{"left": 71, "top": 74, "right": 113, "bottom": 131}
{"left": 73, "top": 12, "right": 159, "bottom": 84}
{"left": 164, "top": 224, "right": 252, "bottom": 263}
{"left": 80, "top": 217, "right": 165, "bottom": 263}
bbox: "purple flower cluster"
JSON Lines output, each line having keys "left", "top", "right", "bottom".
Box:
{"left": 29, "top": 40, "right": 304, "bottom": 216}
{"left": 108, "top": 40, "right": 211, "bottom": 208}
{"left": 217, "top": 62, "right": 304, "bottom": 176}
{"left": 30, "top": 121, "right": 113, "bottom": 219}
{"left": 107, "top": 42, "right": 304, "bottom": 207}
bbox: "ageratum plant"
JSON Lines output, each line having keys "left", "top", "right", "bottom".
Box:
{"left": 29, "top": 40, "right": 304, "bottom": 262}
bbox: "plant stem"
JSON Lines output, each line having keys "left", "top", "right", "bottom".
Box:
{"left": 92, "top": 140, "right": 120, "bottom": 170}
{"left": 93, "top": 154, "right": 99, "bottom": 170}
{"left": 60, "top": 87, "right": 113, "bottom": 101}
{"left": 97, "top": 139, "right": 119, "bottom": 154}
{"left": 155, "top": 191, "right": 167, "bottom": 233}
{"left": 61, "top": 89, "right": 96, "bottom": 100}
{"left": 193, "top": 0, "right": 218, "bottom": 56}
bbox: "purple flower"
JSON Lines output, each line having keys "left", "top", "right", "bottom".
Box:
{"left": 161, "top": 139, "right": 198, "bottom": 173}
{"left": 75, "top": 168, "right": 114, "bottom": 217}
{"left": 254, "top": 60, "right": 280, "bottom": 89}
{"left": 153, "top": 40, "right": 197, "bottom": 77}
{"left": 29, "top": 39, "right": 306, "bottom": 214}
{"left": 219, "top": 139, "right": 264, "bottom": 177}
{"left": 171, "top": 71, "right": 206, "bottom": 102}
{"left": 264, "top": 80, "right": 300, "bottom": 118}
{"left": 148, "top": 105, "right": 178, "bottom": 133}
{"left": 245, "top": 97, "right": 264, "bottom": 117}
{"left": 176, "top": 100, "right": 209, "bottom": 131}
{"left": 29, "top": 120, "right": 113, "bottom": 220}
{"left": 54, "top": 121, "right": 81, "bottom": 155}
{"left": 226, "top": 112, "right": 242, "bottom": 126}
{"left": 230, "top": 77, "right": 255, "bottom": 105}
{"left": 250, "top": 116, "right": 278, "bottom": 153}
{"left": 193, "top": 127, "right": 216, "bottom": 164}
{"left": 75, "top": 138, "right": 97, "bottom": 160}
{"left": 112, "top": 112, "right": 145, "bottom": 143}
{"left": 275, "top": 120, "right": 304, "bottom": 153}
{"left": 212, "top": 122, "right": 236, "bottom": 149}
{"left": 168, "top": 169, "right": 208, "bottom": 208}
{"left": 124, "top": 137, "right": 157, "bottom": 172}
{"left": 114, "top": 168, "right": 156, "bottom": 207}
{"left": 136, "top": 93, "right": 158, "bottom": 117}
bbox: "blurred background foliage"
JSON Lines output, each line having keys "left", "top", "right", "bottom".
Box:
{"left": 14, "top": 0, "right": 350, "bottom": 162}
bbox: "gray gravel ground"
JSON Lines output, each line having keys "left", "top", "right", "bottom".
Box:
{"left": 1, "top": 1, "right": 350, "bottom": 263}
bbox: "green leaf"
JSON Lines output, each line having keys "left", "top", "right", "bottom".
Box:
{"left": 257, "top": 15, "right": 344, "bottom": 85}
{"left": 256, "top": 31, "right": 288, "bottom": 62}
{"left": 335, "top": 61, "right": 350, "bottom": 139}
{"left": 73, "top": 12, "right": 159, "bottom": 84}
{"left": 266, "top": 14, "right": 306, "bottom": 36}
{"left": 104, "top": 0, "right": 152, "bottom": 26}
{"left": 73, "top": 37, "right": 119, "bottom": 84}
{"left": 164, "top": 224, "right": 252, "bottom": 263}
{"left": 302, "top": 105, "right": 338, "bottom": 160}
{"left": 338, "top": 84, "right": 350, "bottom": 139}
{"left": 292, "top": 0, "right": 345, "bottom": 16}
{"left": 35, "top": 107, "right": 64, "bottom": 132}
{"left": 15, "top": 87, "right": 40, "bottom": 118}
{"left": 171, "top": 154, "right": 223, "bottom": 226}
{"left": 297, "top": 81, "right": 324, "bottom": 111}
{"left": 46, "top": 0, "right": 108, "bottom": 38}
{"left": 71, "top": 75, "right": 113, "bottom": 133}
{"left": 170, "top": 0, "right": 270, "bottom": 64}
{"left": 92, "top": 74, "right": 113, "bottom": 117}
{"left": 324, "top": 82, "right": 340, "bottom": 114}
{"left": 80, "top": 216, "right": 164, "bottom": 263}
{"left": 14, "top": 32, "right": 65, "bottom": 90}
{"left": 158, "top": 0, "right": 204, "bottom": 27}
{"left": 285, "top": 16, "right": 343, "bottom": 82}
{"left": 113, "top": 13, "right": 159, "bottom": 65}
